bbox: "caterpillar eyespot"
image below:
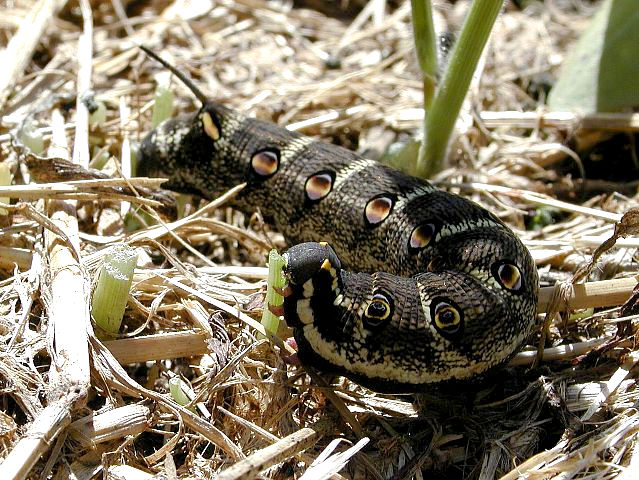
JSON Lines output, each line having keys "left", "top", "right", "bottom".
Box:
{"left": 363, "top": 291, "right": 394, "bottom": 329}
{"left": 409, "top": 222, "right": 438, "bottom": 252}
{"left": 431, "top": 300, "right": 463, "bottom": 337}
{"left": 305, "top": 171, "right": 335, "bottom": 202}
{"left": 201, "top": 111, "right": 220, "bottom": 140}
{"left": 364, "top": 194, "right": 395, "bottom": 226}
{"left": 251, "top": 148, "right": 280, "bottom": 177}
{"left": 493, "top": 262, "right": 523, "bottom": 292}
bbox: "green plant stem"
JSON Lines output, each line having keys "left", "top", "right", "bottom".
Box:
{"left": 92, "top": 244, "right": 137, "bottom": 337}
{"left": 410, "top": 0, "right": 438, "bottom": 112}
{"left": 416, "top": 0, "right": 504, "bottom": 178}
{"left": 261, "top": 250, "right": 286, "bottom": 336}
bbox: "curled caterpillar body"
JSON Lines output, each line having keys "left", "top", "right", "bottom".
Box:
{"left": 139, "top": 49, "right": 539, "bottom": 392}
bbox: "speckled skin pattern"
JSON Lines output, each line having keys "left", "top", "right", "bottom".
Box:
{"left": 138, "top": 101, "right": 539, "bottom": 393}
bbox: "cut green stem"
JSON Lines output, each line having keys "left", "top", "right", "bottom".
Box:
{"left": 261, "top": 250, "right": 286, "bottom": 336}
{"left": 151, "top": 85, "right": 175, "bottom": 128}
{"left": 92, "top": 244, "right": 137, "bottom": 337}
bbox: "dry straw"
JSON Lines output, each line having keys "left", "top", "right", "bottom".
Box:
{"left": 1, "top": 1, "right": 638, "bottom": 479}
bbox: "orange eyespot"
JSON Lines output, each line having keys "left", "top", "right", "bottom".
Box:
{"left": 408, "top": 223, "right": 437, "bottom": 252}
{"left": 364, "top": 195, "right": 395, "bottom": 226}
{"left": 305, "top": 171, "right": 334, "bottom": 202}
{"left": 493, "top": 262, "right": 523, "bottom": 292}
{"left": 251, "top": 148, "right": 280, "bottom": 177}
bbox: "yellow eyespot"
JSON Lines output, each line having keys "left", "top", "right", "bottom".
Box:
{"left": 431, "top": 300, "right": 463, "bottom": 337}
{"left": 366, "top": 298, "right": 390, "bottom": 320}
{"left": 494, "top": 262, "right": 522, "bottom": 291}
{"left": 201, "top": 112, "right": 220, "bottom": 140}
{"left": 363, "top": 291, "right": 394, "bottom": 328}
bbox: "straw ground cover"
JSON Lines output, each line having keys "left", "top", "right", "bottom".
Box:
{"left": 1, "top": 0, "right": 639, "bottom": 478}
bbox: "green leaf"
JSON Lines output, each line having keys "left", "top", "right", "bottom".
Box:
{"left": 380, "top": 138, "right": 421, "bottom": 174}
{"left": 548, "top": 0, "right": 639, "bottom": 113}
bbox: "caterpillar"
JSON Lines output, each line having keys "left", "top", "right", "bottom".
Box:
{"left": 138, "top": 46, "right": 539, "bottom": 392}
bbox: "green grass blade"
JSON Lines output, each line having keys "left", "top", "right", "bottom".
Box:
{"left": 17, "top": 120, "right": 44, "bottom": 155}
{"left": 169, "top": 377, "right": 193, "bottom": 408}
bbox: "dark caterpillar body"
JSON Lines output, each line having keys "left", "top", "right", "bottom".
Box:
{"left": 138, "top": 49, "right": 539, "bottom": 392}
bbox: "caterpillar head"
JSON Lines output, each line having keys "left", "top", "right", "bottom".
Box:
{"left": 137, "top": 102, "right": 237, "bottom": 197}
{"left": 138, "top": 45, "right": 240, "bottom": 197}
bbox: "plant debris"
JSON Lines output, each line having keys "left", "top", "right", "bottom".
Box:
{"left": 1, "top": 0, "right": 639, "bottom": 479}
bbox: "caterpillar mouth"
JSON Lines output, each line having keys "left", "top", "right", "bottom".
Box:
{"left": 281, "top": 242, "right": 344, "bottom": 331}
{"left": 273, "top": 285, "right": 293, "bottom": 298}
{"left": 282, "top": 242, "right": 342, "bottom": 286}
